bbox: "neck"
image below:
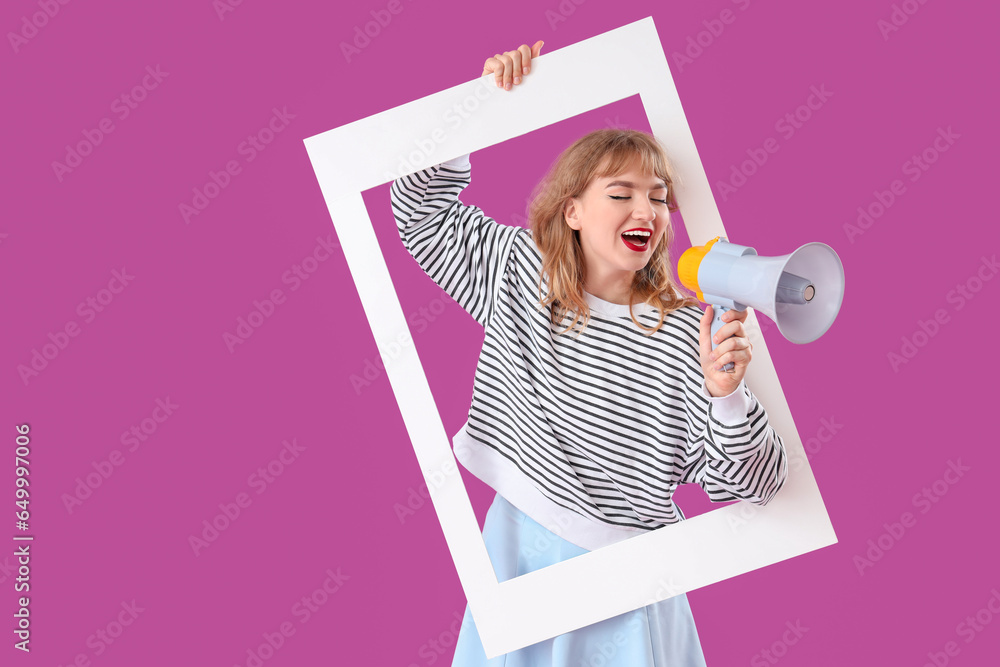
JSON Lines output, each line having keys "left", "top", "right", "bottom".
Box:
{"left": 583, "top": 272, "right": 634, "bottom": 306}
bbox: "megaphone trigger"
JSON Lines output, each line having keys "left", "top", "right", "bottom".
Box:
{"left": 709, "top": 305, "right": 738, "bottom": 373}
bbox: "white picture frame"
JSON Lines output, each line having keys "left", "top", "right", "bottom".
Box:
{"left": 303, "top": 16, "right": 837, "bottom": 658}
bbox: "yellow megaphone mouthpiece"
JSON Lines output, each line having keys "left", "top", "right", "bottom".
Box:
{"left": 677, "top": 236, "right": 722, "bottom": 302}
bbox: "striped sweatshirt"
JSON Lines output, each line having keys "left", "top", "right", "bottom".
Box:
{"left": 390, "top": 153, "right": 788, "bottom": 551}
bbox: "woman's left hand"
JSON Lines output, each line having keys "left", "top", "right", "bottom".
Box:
{"left": 699, "top": 305, "right": 753, "bottom": 397}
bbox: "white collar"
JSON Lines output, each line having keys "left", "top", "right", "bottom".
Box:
{"left": 582, "top": 290, "right": 655, "bottom": 318}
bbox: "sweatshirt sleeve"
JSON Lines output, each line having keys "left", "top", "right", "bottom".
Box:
{"left": 679, "top": 376, "right": 789, "bottom": 506}
{"left": 390, "top": 153, "right": 522, "bottom": 328}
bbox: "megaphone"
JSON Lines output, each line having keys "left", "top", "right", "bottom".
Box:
{"left": 678, "top": 236, "right": 845, "bottom": 371}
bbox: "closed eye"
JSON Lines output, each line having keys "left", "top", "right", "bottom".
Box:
{"left": 609, "top": 195, "right": 669, "bottom": 204}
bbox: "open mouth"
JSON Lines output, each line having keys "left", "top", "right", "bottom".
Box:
{"left": 621, "top": 229, "right": 651, "bottom": 251}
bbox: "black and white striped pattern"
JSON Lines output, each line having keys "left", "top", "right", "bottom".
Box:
{"left": 391, "top": 156, "right": 787, "bottom": 535}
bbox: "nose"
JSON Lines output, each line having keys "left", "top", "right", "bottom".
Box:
{"left": 632, "top": 197, "right": 656, "bottom": 222}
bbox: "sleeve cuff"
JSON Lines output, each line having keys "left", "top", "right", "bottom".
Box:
{"left": 441, "top": 153, "right": 471, "bottom": 169}
{"left": 700, "top": 378, "right": 750, "bottom": 425}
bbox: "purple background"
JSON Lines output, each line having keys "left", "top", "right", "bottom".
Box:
{"left": 3, "top": 1, "right": 997, "bottom": 665}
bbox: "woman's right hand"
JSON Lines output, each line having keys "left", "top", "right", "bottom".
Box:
{"left": 482, "top": 41, "right": 544, "bottom": 91}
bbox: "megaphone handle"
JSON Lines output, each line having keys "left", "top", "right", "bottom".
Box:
{"left": 710, "top": 305, "right": 735, "bottom": 373}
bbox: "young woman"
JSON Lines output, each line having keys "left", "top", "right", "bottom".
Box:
{"left": 390, "top": 41, "right": 788, "bottom": 667}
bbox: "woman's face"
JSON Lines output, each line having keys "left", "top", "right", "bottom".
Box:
{"left": 563, "top": 160, "right": 671, "bottom": 284}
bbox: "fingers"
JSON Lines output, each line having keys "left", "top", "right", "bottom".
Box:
{"left": 517, "top": 44, "right": 531, "bottom": 76}
{"left": 711, "top": 319, "right": 747, "bottom": 346}
{"left": 709, "top": 333, "right": 752, "bottom": 370}
{"left": 486, "top": 42, "right": 544, "bottom": 91}
{"left": 699, "top": 305, "right": 713, "bottom": 359}
{"left": 484, "top": 54, "right": 503, "bottom": 85}
{"left": 493, "top": 53, "right": 513, "bottom": 90}
{"left": 510, "top": 51, "right": 524, "bottom": 86}
{"left": 708, "top": 309, "right": 751, "bottom": 371}
{"left": 512, "top": 48, "right": 524, "bottom": 75}
{"left": 722, "top": 308, "right": 749, "bottom": 324}
{"left": 499, "top": 53, "right": 514, "bottom": 89}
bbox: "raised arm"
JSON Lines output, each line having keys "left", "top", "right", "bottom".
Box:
{"left": 390, "top": 154, "right": 522, "bottom": 327}
{"left": 389, "top": 41, "right": 545, "bottom": 325}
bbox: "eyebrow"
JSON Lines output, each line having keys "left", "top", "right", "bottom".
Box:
{"left": 604, "top": 179, "right": 668, "bottom": 191}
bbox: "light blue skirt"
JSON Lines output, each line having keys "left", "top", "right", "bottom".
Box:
{"left": 451, "top": 493, "right": 707, "bottom": 667}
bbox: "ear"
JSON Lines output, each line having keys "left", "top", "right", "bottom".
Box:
{"left": 563, "top": 198, "right": 581, "bottom": 230}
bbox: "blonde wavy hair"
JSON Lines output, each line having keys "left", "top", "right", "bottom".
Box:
{"left": 528, "top": 129, "right": 700, "bottom": 336}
